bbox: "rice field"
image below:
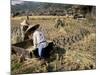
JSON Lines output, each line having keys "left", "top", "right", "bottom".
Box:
{"left": 11, "top": 16, "right": 96, "bottom": 74}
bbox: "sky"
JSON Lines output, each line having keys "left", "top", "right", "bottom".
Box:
{"left": 11, "top": 0, "right": 24, "bottom": 5}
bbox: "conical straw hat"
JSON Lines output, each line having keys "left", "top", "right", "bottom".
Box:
{"left": 20, "top": 20, "right": 29, "bottom": 26}
{"left": 25, "top": 24, "right": 40, "bottom": 35}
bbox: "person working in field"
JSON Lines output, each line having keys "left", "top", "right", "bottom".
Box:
{"left": 25, "top": 24, "right": 47, "bottom": 59}
{"left": 20, "top": 19, "right": 29, "bottom": 41}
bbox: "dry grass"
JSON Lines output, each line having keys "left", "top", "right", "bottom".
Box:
{"left": 11, "top": 16, "right": 96, "bottom": 74}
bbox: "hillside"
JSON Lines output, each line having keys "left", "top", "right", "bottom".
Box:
{"left": 11, "top": 1, "right": 95, "bottom": 16}
{"left": 11, "top": 1, "right": 72, "bottom": 16}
